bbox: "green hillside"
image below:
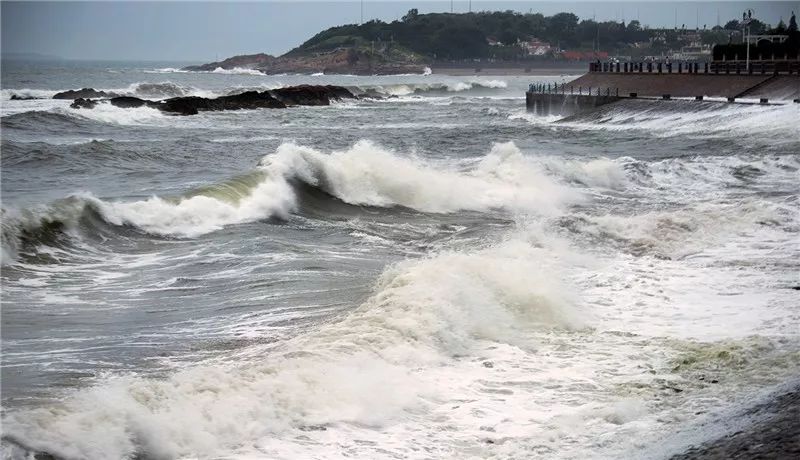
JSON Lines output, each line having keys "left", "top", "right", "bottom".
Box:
{"left": 284, "top": 9, "right": 798, "bottom": 61}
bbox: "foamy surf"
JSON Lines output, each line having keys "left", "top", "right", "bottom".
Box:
{"left": 1, "top": 235, "right": 582, "bottom": 459}
{"left": 1, "top": 141, "right": 585, "bottom": 243}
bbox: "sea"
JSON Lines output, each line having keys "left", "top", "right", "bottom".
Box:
{"left": 1, "top": 59, "right": 799, "bottom": 459}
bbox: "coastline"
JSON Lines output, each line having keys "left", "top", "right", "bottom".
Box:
{"left": 431, "top": 67, "right": 584, "bottom": 76}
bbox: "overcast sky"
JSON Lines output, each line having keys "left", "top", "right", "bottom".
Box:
{"left": 2, "top": 1, "right": 797, "bottom": 62}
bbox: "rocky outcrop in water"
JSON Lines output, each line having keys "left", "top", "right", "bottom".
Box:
{"left": 182, "top": 49, "right": 427, "bottom": 76}
{"left": 53, "top": 88, "right": 118, "bottom": 100}
{"left": 183, "top": 53, "right": 277, "bottom": 72}
{"left": 270, "top": 85, "right": 356, "bottom": 106}
{"left": 69, "top": 85, "right": 355, "bottom": 115}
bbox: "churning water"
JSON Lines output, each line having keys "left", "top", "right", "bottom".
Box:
{"left": 1, "top": 60, "right": 799, "bottom": 459}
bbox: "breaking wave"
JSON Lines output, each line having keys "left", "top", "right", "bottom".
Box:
{"left": 1, "top": 88, "right": 58, "bottom": 100}
{"left": 353, "top": 80, "right": 508, "bottom": 97}
{"left": 1, "top": 141, "right": 583, "bottom": 262}
{"left": 211, "top": 66, "right": 265, "bottom": 76}
{"left": 1, "top": 233, "right": 579, "bottom": 459}
{"left": 557, "top": 99, "right": 800, "bottom": 141}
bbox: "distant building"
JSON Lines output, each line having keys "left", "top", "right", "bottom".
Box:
{"left": 561, "top": 50, "right": 609, "bottom": 61}
{"left": 670, "top": 42, "right": 712, "bottom": 60}
{"left": 518, "top": 38, "right": 553, "bottom": 56}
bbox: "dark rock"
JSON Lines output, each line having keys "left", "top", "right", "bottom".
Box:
{"left": 65, "top": 85, "right": 352, "bottom": 116}
{"left": 109, "top": 96, "right": 151, "bottom": 109}
{"left": 269, "top": 85, "right": 355, "bottom": 106}
{"left": 182, "top": 53, "right": 276, "bottom": 72}
{"left": 70, "top": 98, "right": 98, "bottom": 109}
{"left": 159, "top": 91, "right": 285, "bottom": 115}
{"left": 10, "top": 94, "right": 41, "bottom": 100}
{"left": 53, "top": 88, "right": 116, "bottom": 100}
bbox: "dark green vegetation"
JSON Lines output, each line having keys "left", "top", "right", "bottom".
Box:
{"left": 285, "top": 10, "right": 798, "bottom": 61}
{"left": 714, "top": 13, "right": 799, "bottom": 61}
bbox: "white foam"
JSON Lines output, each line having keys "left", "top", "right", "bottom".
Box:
{"left": 212, "top": 66, "right": 265, "bottom": 76}
{"left": 86, "top": 173, "right": 295, "bottom": 237}
{"left": 76, "top": 141, "right": 576, "bottom": 237}
{"left": 1, "top": 235, "right": 581, "bottom": 459}
{"left": 64, "top": 104, "right": 166, "bottom": 126}
{"left": 364, "top": 79, "right": 508, "bottom": 96}
{"left": 263, "top": 140, "right": 575, "bottom": 214}
{"left": 1, "top": 88, "right": 58, "bottom": 100}
{"left": 564, "top": 102, "right": 800, "bottom": 140}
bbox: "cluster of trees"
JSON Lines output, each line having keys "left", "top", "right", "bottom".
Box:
{"left": 286, "top": 10, "right": 799, "bottom": 61}
{"left": 715, "top": 13, "right": 799, "bottom": 61}
{"left": 723, "top": 11, "right": 798, "bottom": 35}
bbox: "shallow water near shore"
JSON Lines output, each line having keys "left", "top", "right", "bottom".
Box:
{"left": 1, "top": 59, "right": 799, "bottom": 459}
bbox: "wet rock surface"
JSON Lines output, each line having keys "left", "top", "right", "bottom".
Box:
{"left": 53, "top": 88, "right": 118, "bottom": 100}
{"left": 270, "top": 85, "right": 356, "bottom": 106}
{"left": 671, "top": 386, "right": 800, "bottom": 460}
{"left": 67, "top": 85, "right": 355, "bottom": 115}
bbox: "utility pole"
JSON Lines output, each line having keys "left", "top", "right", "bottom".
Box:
{"left": 451, "top": 0, "right": 453, "bottom": 14}
{"left": 360, "top": 0, "right": 363, "bottom": 24}
{"left": 742, "top": 10, "right": 752, "bottom": 73}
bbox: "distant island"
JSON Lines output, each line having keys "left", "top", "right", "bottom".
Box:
{"left": 184, "top": 9, "right": 799, "bottom": 75}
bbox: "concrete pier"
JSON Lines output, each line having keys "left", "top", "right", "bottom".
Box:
{"left": 526, "top": 63, "right": 800, "bottom": 116}
{"left": 525, "top": 92, "right": 621, "bottom": 117}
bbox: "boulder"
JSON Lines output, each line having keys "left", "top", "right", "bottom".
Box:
{"left": 109, "top": 96, "right": 152, "bottom": 109}
{"left": 53, "top": 88, "right": 117, "bottom": 100}
{"left": 70, "top": 98, "right": 98, "bottom": 109}
{"left": 158, "top": 91, "right": 286, "bottom": 115}
{"left": 9, "top": 94, "right": 41, "bottom": 100}
{"left": 269, "top": 85, "right": 355, "bottom": 106}
{"left": 65, "top": 85, "right": 350, "bottom": 115}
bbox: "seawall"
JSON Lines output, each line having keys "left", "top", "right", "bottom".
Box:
{"left": 525, "top": 92, "right": 621, "bottom": 117}
{"left": 565, "top": 73, "right": 777, "bottom": 99}
{"left": 527, "top": 65, "right": 800, "bottom": 116}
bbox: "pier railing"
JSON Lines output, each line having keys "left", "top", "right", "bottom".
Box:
{"left": 588, "top": 60, "right": 800, "bottom": 75}
{"left": 528, "top": 83, "right": 619, "bottom": 97}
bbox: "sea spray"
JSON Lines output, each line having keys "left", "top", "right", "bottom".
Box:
{"left": 1, "top": 234, "right": 579, "bottom": 459}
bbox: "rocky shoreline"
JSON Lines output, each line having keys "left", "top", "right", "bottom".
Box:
{"left": 62, "top": 85, "right": 356, "bottom": 116}
{"left": 183, "top": 49, "right": 427, "bottom": 76}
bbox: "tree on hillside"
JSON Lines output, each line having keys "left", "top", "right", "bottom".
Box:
{"left": 790, "top": 12, "right": 798, "bottom": 32}
{"left": 402, "top": 9, "right": 418, "bottom": 22}
{"left": 724, "top": 20, "right": 740, "bottom": 30}
{"left": 547, "top": 12, "right": 580, "bottom": 47}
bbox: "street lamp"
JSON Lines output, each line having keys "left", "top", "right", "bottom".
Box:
{"left": 741, "top": 9, "right": 755, "bottom": 72}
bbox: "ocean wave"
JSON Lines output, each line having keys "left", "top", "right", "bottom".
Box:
{"left": 1, "top": 197, "right": 113, "bottom": 266}
{"left": 142, "top": 67, "right": 191, "bottom": 74}
{"left": 65, "top": 104, "right": 167, "bottom": 125}
{"left": 1, "top": 88, "right": 58, "bottom": 101}
{"left": 353, "top": 79, "right": 508, "bottom": 97}
{"left": 555, "top": 99, "right": 800, "bottom": 141}
{"left": 557, "top": 199, "right": 796, "bottom": 259}
{"left": 1, "top": 141, "right": 582, "bottom": 262}
{"left": 211, "top": 66, "right": 265, "bottom": 76}
{"left": 1, "top": 234, "right": 578, "bottom": 459}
